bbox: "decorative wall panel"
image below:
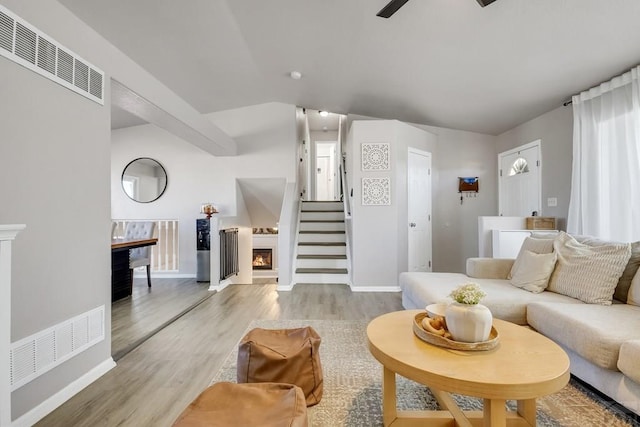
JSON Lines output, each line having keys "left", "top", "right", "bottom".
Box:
{"left": 361, "top": 142, "right": 390, "bottom": 171}
{"left": 362, "top": 177, "right": 391, "bottom": 205}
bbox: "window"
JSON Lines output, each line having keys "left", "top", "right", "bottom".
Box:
{"left": 508, "top": 158, "right": 529, "bottom": 176}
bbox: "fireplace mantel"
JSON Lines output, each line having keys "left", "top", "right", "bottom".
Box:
{"left": 1, "top": 224, "right": 26, "bottom": 426}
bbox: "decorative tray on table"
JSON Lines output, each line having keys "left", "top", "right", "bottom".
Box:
{"left": 412, "top": 312, "right": 499, "bottom": 351}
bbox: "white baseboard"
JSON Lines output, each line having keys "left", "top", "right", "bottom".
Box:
{"left": 277, "top": 282, "right": 295, "bottom": 291}
{"left": 12, "top": 357, "right": 116, "bottom": 427}
{"left": 350, "top": 285, "right": 401, "bottom": 292}
{"left": 208, "top": 279, "right": 232, "bottom": 292}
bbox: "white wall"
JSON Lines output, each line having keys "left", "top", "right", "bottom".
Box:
{"left": 496, "top": 106, "right": 573, "bottom": 230}
{"left": 0, "top": 47, "right": 111, "bottom": 421}
{"left": 111, "top": 102, "right": 297, "bottom": 279}
{"left": 416, "top": 125, "right": 499, "bottom": 273}
{"left": 348, "top": 114, "right": 499, "bottom": 274}
{"left": 348, "top": 120, "right": 436, "bottom": 288}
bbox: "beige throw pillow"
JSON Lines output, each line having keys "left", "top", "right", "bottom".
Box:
{"left": 508, "top": 237, "right": 555, "bottom": 280}
{"left": 548, "top": 232, "right": 631, "bottom": 305}
{"left": 574, "top": 235, "right": 640, "bottom": 302}
{"left": 509, "top": 250, "right": 557, "bottom": 293}
{"left": 628, "top": 269, "right": 640, "bottom": 306}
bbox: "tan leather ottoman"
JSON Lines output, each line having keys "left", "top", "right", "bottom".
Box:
{"left": 172, "top": 382, "right": 308, "bottom": 427}
{"left": 237, "top": 327, "right": 323, "bottom": 406}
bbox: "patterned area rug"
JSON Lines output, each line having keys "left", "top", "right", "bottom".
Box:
{"left": 211, "top": 319, "right": 639, "bottom": 427}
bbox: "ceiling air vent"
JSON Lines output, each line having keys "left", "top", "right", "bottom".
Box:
{"left": 0, "top": 5, "right": 104, "bottom": 105}
{"left": 0, "top": 10, "right": 13, "bottom": 52}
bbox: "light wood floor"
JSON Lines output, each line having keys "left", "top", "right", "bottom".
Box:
{"left": 37, "top": 283, "right": 402, "bottom": 427}
{"left": 111, "top": 278, "right": 212, "bottom": 360}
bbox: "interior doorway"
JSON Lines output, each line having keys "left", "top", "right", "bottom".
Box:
{"left": 315, "top": 141, "right": 338, "bottom": 201}
{"left": 302, "top": 109, "right": 345, "bottom": 201}
{"left": 408, "top": 148, "right": 432, "bottom": 272}
{"left": 498, "top": 140, "right": 541, "bottom": 217}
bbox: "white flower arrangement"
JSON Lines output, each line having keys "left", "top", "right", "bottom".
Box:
{"left": 449, "top": 283, "right": 486, "bottom": 305}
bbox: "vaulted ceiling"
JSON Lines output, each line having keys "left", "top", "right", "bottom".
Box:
{"left": 59, "top": 0, "right": 640, "bottom": 135}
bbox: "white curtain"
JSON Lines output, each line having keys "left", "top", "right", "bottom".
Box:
{"left": 567, "top": 66, "right": 640, "bottom": 242}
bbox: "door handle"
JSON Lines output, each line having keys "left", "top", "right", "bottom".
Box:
{"left": 409, "top": 222, "right": 416, "bottom": 227}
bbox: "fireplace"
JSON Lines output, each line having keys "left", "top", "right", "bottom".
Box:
{"left": 252, "top": 248, "right": 273, "bottom": 270}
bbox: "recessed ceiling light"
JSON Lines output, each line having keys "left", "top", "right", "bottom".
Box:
{"left": 290, "top": 71, "right": 302, "bottom": 80}
{"left": 319, "top": 111, "right": 329, "bottom": 117}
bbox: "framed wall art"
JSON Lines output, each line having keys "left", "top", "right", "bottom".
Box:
{"left": 362, "top": 177, "right": 391, "bottom": 205}
{"left": 361, "top": 142, "right": 390, "bottom": 171}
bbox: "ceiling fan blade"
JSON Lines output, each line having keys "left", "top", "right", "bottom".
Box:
{"left": 476, "top": 0, "right": 498, "bottom": 7}
{"left": 376, "top": 0, "right": 411, "bottom": 18}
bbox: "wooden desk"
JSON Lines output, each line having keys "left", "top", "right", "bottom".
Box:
{"left": 367, "top": 310, "right": 570, "bottom": 427}
{"left": 111, "top": 238, "right": 157, "bottom": 302}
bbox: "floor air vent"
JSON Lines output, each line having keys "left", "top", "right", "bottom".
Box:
{"left": 9, "top": 306, "right": 105, "bottom": 391}
{"left": 0, "top": 5, "right": 104, "bottom": 105}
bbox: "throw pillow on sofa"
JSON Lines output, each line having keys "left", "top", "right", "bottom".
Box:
{"left": 628, "top": 268, "right": 640, "bottom": 306}
{"left": 508, "top": 237, "right": 555, "bottom": 280}
{"left": 548, "top": 232, "right": 631, "bottom": 305}
{"left": 509, "top": 250, "right": 557, "bottom": 293}
{"left": 574, "top": 236, "right": 640, "bottom": 302}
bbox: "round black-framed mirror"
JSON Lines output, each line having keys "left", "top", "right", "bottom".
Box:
{"left": 121, "top": 157, "right": 168, "bottom": 203}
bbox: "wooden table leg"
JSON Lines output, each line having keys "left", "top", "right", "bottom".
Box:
{"left": 484, "top": 398, "right": 506, "bottom": 427}
{"left": 382, "top": 367, "right": 397, "bottom": 427}
{"left": 517, "top": 399, "right": 537, "bottom": 426}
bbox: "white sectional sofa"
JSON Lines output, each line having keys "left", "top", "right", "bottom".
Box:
{"left": 400, "top": 232, "right": 640, "bottom": 416}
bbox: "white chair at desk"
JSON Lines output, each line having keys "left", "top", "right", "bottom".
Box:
{"left": 124, "top": 221, "right": 157, "bottom": 288}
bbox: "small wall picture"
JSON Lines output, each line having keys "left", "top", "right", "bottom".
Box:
{"left": 458, "top": 177, "right": 479, "bottom": 193}
{"left": 362, "top": 177, "right": 391, "bottom": 205}
{"left": 361, "top": 142, "right": 390, "bottom": 171}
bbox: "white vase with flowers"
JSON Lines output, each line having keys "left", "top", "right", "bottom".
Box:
{"left": 445, "top": 283, "right": 493, "bottom": 343}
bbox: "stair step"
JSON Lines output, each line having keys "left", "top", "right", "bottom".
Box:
{"left": 300, "top": 211, "right": 344, "bottom": 221}
{"left": 299, "top": 230, "right": 345, "bottom": 234}
{"left": 296, "top": 268, "right": 348, "bottom": 274}
{"left": 297, "top": 244, "right": 346, "bottom": 256}
{"left": 300, "top": 220, "right": 344, "bottom": 223}
{"left": 297, "top": 255, "right": 347, "bottom": 259}
{"left": 295, "top": 282, "right": 349, "bottom": 286}
{"left": 301, "top": 210, "right": 343, "bottom": 213}
{"left": 298, "top": 242, "right": 346, "bottom": 246}
{"left": 299, "top": 220, "right": 345, "bottom": 232}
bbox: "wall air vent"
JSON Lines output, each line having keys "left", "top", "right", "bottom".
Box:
{"left": 10, "top": 306, "right": 105, "bottom": 391}
{"left": 0, "top": 5, "right": 104, "bottom": 105}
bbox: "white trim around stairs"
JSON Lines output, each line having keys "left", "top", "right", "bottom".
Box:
{"left": 12, "top": 357, "right": 116, "bottom": 427}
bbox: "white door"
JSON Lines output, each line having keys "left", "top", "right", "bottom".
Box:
{"left": 315, "top": 141, "right": 337, "bottom": 201}
{"left": 499, "top": 141, "right": 541, "bottom": 217}
{"left": 316, "top": 156, "right": 331, "bottom": 200}
{"left": 408, "top": 148, "right": 432, "bottom": 272}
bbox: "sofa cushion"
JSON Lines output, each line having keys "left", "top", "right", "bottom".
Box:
{"left": 508, "top": 237, "right": 555, "bottom": 280}
{"left": 527, "top": 302, "right": 640, "bottom": 370}
{"left": 628, "top": 267, "right": 640, "bottom": 307}
{"left": 575, "top": 236, "right": 640, "bottom": 302}
{"left": 618, "top": 340, "right": 640, "bottom": 384}
{"left": 399, "top": 272, "right": 582, "bottom": 325}
{"left": 509, "top": 250, "right": 557, "bottom": 293}
{"left": 548, "top": 232, "right": 631, "bottom": 305}
{"left": 466, "top": 258, "right": 514, "bottom": 279}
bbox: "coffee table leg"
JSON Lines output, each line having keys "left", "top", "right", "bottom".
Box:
{"left": 517, "top": 399, "right": 537, "bottom": 426}
{"left": 382, "top": 367, "right": 397, "bottom": 426}
{"left": 484, "top": 398, "right": 507, "bottom": 427}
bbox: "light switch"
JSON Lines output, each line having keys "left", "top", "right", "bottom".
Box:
{"left": 547, "top": 197, "right": 558, "bottom": 207}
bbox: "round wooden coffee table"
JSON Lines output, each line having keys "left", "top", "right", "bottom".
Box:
{"left": 367, "top": 310, "right": 570, "bottom": 427}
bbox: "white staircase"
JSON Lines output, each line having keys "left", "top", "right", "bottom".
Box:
{"left": 294, "top": 201, "right": 349, "bottom": 285}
